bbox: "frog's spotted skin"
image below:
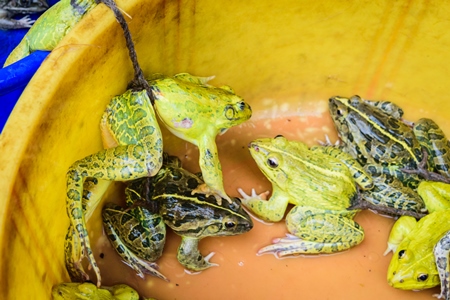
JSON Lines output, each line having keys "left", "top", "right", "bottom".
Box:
{"left": 103, "top": 154, "right": 253, "bottom": 276}
{"left": 65, "top": 90, "right": 163, "bottom": 286}
{"left": 414, "top": 118, "right": 450, "bottom": 178}
{"left": 238, "top": 136, "right": 371, "bottom": 256}
{"left": 4, "top": 0, "right": 96, "bottom": 66}
{"left": 385, "top": 181, "right": 450, "bottom": 296}
{"left": 328, "top": 95, "right": 428, "bottom": 213}
{"left": 52, "top": 282, "right": 141, "bottom": 300}
{"left": 0, "top": 0, "right": 48, "bottom": 30}
{"left": 148, "top": 73, "right": 252, "bottom": 205}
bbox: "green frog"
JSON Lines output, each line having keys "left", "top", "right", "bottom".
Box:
{"left": 102, "top": 154, "right": 253, "bottom": 278}
{"left": 238, "top": 136, "right": 373, "bottom": 256}
{"left": 385, "top": 181, "right": 450, "bottom": 298}
{"left": 52, "top": 282, "right": 142, "bottom": 300}
{"left": 0, "top": 0, "right": 48, "bottom": 30}
{"left": 148, "top": 73, "right": 252, "bottom": 204}
{"left": 328, "top": 95, "right": 434, "bottom": 213}
{"left": 4, "top": 0, "right": 96, "bottom": 66}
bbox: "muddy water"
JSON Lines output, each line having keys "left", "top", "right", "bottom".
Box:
{"left": 86, "top": 111, "right": 438, "bottom": 299}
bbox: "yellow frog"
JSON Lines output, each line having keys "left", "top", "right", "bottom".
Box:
{"left": 238, "top": 136, "right": 373, "bottom": 256}
{"left": 385, "top": 181, "right": 450, "bottom": 298}
{"left": 51, "top": 282, "right": 146, "bottom": 300}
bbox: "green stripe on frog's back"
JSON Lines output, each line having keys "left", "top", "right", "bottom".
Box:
{"left": 336, "top": 96, "right": 422, "bottom": 165}
{"left": 272, "top": 144, "right": 356, "bottom": 188}
{"left": 153, "top": 194, "right": 248, "bottom": 220}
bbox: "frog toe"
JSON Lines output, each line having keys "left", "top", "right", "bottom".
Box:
{"left": 129, "top": 256, "right": 169, "bottom": 282}
{"left": 191, "top": 183, "right": 231, "bottom": 205}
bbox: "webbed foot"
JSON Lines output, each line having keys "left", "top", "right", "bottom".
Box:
{"left": 192, "top": 183, "right": 231, "bottom": 205}
{"left": 316, "top": 134, "right": 340, "bottom": 146}
{"left": 237, "top": 188, "right": 270, "bottom": 201}
{"left": 178, "top": 237, "right": 218, "bottom": 272}
{"left": 184, "top": 252, "right": 218, "bottom": 275}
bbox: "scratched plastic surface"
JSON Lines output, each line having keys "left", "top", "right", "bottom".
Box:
{"left": 0, "top": 0, "right": 449, "bottom": 299}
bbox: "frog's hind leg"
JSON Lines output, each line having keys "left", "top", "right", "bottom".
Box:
{"left": 102, "top": 203, "right": 168, "bottom": 281}
{"left": 258, "top": 206, "right": 364, "bottom": 257}
{"left": 434, "top": 230, "right": 450, "bottom": 300}
{"left": 66, "top": 144, "right": 162, "bottom": 285}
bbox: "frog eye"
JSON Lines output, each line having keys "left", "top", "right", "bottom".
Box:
{"left": 336, "top": 109, "right": 343, "bottom": 116}
{"left": 398, "top": 249, "right": 406, "bottom": 259}
{"left": 225, "top": 105, "right": 235, "bottom": 120}
{"left": 267, "top": 157, "right": 279, "bottom": 168}
{"left": 224, "top": 221, "right": 237, "bottom": 229}
{"left": 417, "top": 274, "right": 428, "bottom": 282}
{"left": 275, "top": 135, "right": 284, "bottom": 139}
{"left": 237, "top": 101, "right": 246, "bottom": 110}
{"left": 349, "top": 95, "right": 362, "bottom": 106}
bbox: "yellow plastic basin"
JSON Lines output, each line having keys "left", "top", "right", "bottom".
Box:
{"left": 1, "top": 0, "right": 449, "bottom": 298}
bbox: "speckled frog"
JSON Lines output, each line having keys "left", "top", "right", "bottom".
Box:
{"left": 238, "top": 136, "right": 373, "bottom": 256}
{"left": 385, "top": 181, "right": 450, "bottom": 299}
{"left": 328, "top": 95, "right": 438, "bottom": 213}
{"left": 102, "top": 154, "right": 253, "bottom": 279}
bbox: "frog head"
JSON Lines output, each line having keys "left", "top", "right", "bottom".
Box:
{"left": 247, "top": 136, "right": 308, "bottom": 191}
{"left": 328, "top": 95, "right": 422, "bottom": 167}
{"left": 52, "top": 282, "right": 101, "bottom": 299}
{"left": 387, "top": 245, "right": 439, "bottom": 290}
{"left": 166, "top": 194, "right": 254, "bottom": 239}
{"left": 149, "top": 73, "right": 252, "bottom": 142}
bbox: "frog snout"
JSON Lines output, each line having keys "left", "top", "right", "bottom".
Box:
{"left": 249, "top": 142, "right": 259, "bottom": 152}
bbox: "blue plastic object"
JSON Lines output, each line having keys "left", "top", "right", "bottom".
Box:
{"left": 0, "top": 0, "right": 58, "bottom": 132}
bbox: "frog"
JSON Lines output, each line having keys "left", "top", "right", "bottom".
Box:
{"left": 0, "top": 0, "right": 47, "bottom": 30}
{"left": 384, "top": 180, "right": 450, "bottom": 298}
{"left": 238, "top": 135, "right": 373, "bottom": 256}
{"left": 148, "top": 73, "right": 252, "bottom": 204}
{"left": 102, "top": 153, "right": 253, "bottom": 277}
{"left": 52, "top": 282, "right": 142, "bottom": 300}
{"left": 328, "top": 95, "right": 432, "bottom": 213}
{"left": 3, "top": 0, "right": 96, "bottom": 66}
{"left": 65, "top": 74, "right": 251, "bottom": 286}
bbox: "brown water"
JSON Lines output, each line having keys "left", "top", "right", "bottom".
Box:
{"left": 86, "top": 112, "right": 438, "bottom": 299}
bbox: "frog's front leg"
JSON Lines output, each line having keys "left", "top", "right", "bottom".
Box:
{"left": 238, "top": 188, "right": 289, "bottom": 222}
{"left": 258, "top": 206, "right": 364, "bottom": 257}
{"left": 0, "top": 13, "right": 35, "bottom": 30}
{"left": 383, "top": 216, "right": 416, "bottom": 255}
{"left": 418, "top": 181, "right": 450, "bottom": 213}
{"left": 434, "top": 230, "right": 450, "bottom": 300}
{"left": 102, "top": 203, "right": 168, "bottom": 281}
{"left": 177, "top": 236, "right": 218, "bottom": 272}
{"left": 192, "top": 135, "right": 230, "bottom": 205}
